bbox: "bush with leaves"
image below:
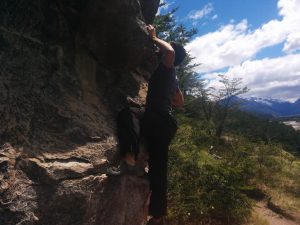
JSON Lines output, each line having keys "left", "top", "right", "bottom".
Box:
{"left": 167, "top": 115, "right": 253, "bottom": 225}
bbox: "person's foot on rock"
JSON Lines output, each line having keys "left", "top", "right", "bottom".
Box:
{"left": 146, "top": 217, "right": 165, "bottom": 225}
{"left": 106, "top": 162, "right": 145, "bottom": 176}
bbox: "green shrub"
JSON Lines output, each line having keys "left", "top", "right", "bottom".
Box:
{"left": 168, "top": 143, "right": 252, "bottom": 224}
{"left": 167, "top": 112, "right": 300, "bottom": 224}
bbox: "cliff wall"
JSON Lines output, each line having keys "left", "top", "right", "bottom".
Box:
{"left": 0, "top": 0, "right": 159, "bottom": 224}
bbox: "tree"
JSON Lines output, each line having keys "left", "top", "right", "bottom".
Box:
{"left": 212, "top": 74, "right": 249, "bottom": 138}
{"left": 154, "top": 8, "right": 196, "bottom": 45}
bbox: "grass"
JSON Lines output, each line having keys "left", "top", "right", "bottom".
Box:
{"left": 246, "top": 212, "right": 269, "bottom": 225}
{"left": 267, "top": 186, "right": 300, "bottom": 212}
{"left": 259, "top": 152, "right": 300, "bottom": 212}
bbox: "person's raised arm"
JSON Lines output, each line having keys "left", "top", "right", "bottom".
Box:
{"left": 147, "top": 25, "right": 175, "bottom": 68}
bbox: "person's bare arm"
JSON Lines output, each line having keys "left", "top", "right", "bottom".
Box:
{"left": 172, "top": 89, "right": 184, "bottom": 107}
{"left": 147, "top": 25, "right": 175, "bottom": 68}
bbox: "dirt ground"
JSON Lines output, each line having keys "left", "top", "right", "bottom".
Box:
{"left": 252, "top": 201, "right": 300, "bottom": 225}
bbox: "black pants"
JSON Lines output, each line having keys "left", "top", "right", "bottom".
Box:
{"left": 141, "top": 111, "right": 177, "bottom": 217}
{"left": 117, "top": 107, "right": 144, "bottom": 159}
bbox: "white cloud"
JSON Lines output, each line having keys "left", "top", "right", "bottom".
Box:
{"left": 187, "top": 19, "right": 251, "bottom": 72}
{"left": 227, "top": 54, "right": 300, "bottom": 101}
{"left": 212, "top": 14, "right": 218, "bottom": 20}
{"left": 283, "top": 32, "right": 300, "bottom": 53}
{"left": 186, "top": 0, "right": 300, "bottom": 100}
{"left": 157, "top": 0, "right": 174, "bottom": 15}
{"left": 203, "top": 54, "right": 300, "bottom": 101}
{"left": 187, "top": 3, "right": 214, "bottom": 20}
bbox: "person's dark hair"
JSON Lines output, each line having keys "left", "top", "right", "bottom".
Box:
{"left": 170, "top": 42, "right": 186, "bottom": 66}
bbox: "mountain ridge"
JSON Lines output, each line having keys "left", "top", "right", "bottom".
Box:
{"left": 235, "top": 97, "right": 300, "bottom": 117}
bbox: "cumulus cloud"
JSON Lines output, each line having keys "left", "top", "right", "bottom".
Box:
{"left": 204, "top": 54, "right": 300, "bottom": 102}
{"left": 187, "top": 3, "right": 214, "bottom": 20}
{"left": 186, "top": 20, "right": 252, "bottom": 72}
{"left": 186, "top": 0, "right": 300, "bottom": 100}
{"left": 228, "top": 55, "right": 300, "bottom": 101}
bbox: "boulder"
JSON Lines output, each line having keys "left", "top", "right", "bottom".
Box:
{"left": 0, "top": 144, "right": 150, "bottom": 225}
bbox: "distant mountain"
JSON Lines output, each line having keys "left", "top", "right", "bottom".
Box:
{"left": 234, "top": 97, "right": 300, "bottom": 117}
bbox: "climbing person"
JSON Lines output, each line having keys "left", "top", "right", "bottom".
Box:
{"left": 143, "top": 24, "right": 186, "bottom": 225}
{"left": 107, "top": 97, "right": 146, "bottom": 176}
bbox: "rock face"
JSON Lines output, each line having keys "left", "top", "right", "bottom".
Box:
{"left": 80, "top": 0, "right": 149, "bottom": 71}
{"left": 0, "top": 0, "right": 159, "bottom": 224}
{"left": 1, "top": 144, "right": 150, "bottom": 225}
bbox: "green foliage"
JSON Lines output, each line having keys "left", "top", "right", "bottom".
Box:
{"left": 167, "top": 111, "right": 300, "bottom": 224}
{"left": 154, "top": 8, "right": 197, "bottom": 45}
{"left": 176, "top": 54, "right": 205, "bottom": 97}
{"left": 198, "top": 164, "right": 251, "bottom": 221}
{"left": 225, "top": 110, "right": 300, "bottom": 152}
{"left": 168, "top": 116, "right": 253, "bottom": 225}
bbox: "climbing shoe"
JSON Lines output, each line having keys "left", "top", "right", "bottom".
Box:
{"left": 106, "top": 162, "right": 145, "bottom": 176}
{"left": 146, "top": 217, "right": 166, "bottom": 225}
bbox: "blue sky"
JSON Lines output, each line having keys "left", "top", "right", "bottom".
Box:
{"left": 170, "top": 0, "right": 279, "bottom": 34}
{"left": 159, "top": 0, "right": 300, "bottom": 102}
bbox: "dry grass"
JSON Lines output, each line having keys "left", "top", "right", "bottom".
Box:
{"left": 245, "top": 212, "right": 269, "bottom": 225}
{"left": 266, "top": 156, "right": 300, "bottom": 212}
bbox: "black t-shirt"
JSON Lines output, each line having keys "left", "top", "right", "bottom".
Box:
{"left": 146, "top": 63, "right": 179, "bottom": 114}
